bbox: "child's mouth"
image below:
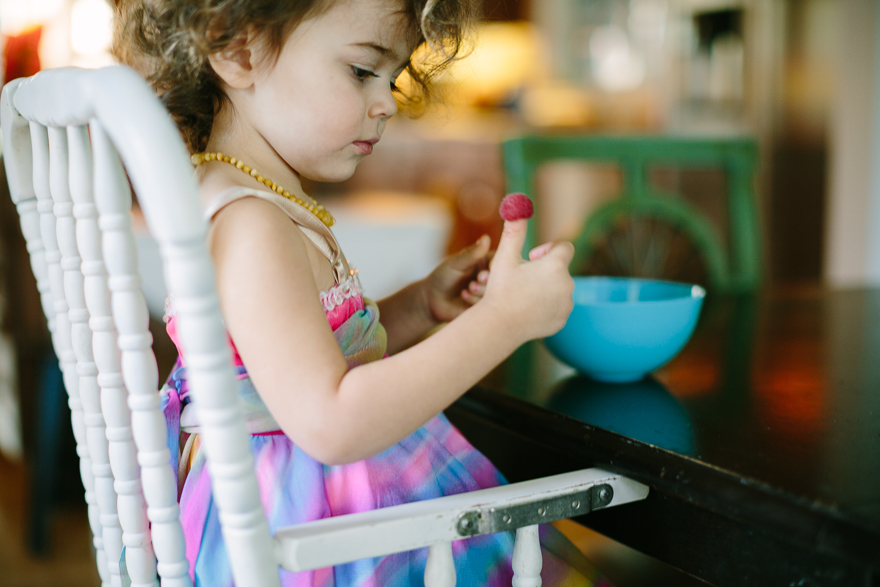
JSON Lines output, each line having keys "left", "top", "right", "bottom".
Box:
{"left": 353, "top": 141, "right": 374, "bottom": 155}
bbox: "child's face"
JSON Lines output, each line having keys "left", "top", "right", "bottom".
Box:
{"left": 245, "top": 0, "right": 413, "bottom": 183}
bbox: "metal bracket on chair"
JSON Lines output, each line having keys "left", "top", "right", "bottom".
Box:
{"left": 455, "top": 483, "right": 614, "bottom": 537}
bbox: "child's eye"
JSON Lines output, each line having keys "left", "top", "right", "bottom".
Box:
{"left": 351, "top": 66, "right": 377, "bottom": 82}
{"left": 390, "top": 78, "right": 400, "bottom": 93}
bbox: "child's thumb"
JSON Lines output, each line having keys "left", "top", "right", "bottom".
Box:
{"left": 446, "top": 235, "right": 491, "bottom": 271}
{"left": 495, "top": 219, "right": 528, "bottom": 264}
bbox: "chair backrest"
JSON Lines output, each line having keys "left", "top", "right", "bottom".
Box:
{"left": 502, "top": 135, "right": 761, "bottom": 292}
{"left": 1, "top": 66, "right": 280, "bottom": 587}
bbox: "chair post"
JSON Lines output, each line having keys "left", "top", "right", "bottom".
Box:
{"left": 726, "top": 150, "right": 761, "bottom": 290}
{"left": 425, "top": 542, "right": 456, "bottom": 587}
{"left": 88, "top": 66, "right": 281, "bottom": 586}
{"left": 512, "top": 524, "right": 542, "bottom": 587}
{"left": 91, "top": 121, "right": 191, "bottom": 587}
{"left": 70, "top": 122, "right": 159, "bottom": 587}
{"left": 50, "top": 123, "right": 126, "bottom": 584}
{"left": 3, "top": 67, "right": 278, "bottom": 586}
{"left": 28, "top": 118, "right": 111, "bottom": 585}
{"left": 620, "top": 155, "right": 648, "bottom": 202}
{"left": 1, "top": 80, "right": 68, "bottom": 559}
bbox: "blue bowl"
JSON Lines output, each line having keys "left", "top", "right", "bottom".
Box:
{"left": 544, "top": 277, "right": 706, "bottom": 383}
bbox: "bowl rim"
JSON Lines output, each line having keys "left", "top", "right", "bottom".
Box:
{"left": 571, "top": 276, "right": 707, "bottom": 306}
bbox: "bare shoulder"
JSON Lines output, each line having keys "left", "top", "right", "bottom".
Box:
{"left": 208, "top": 194, "right": 325, "bottom": 326}
{"left": 209, "top": 195, "right": 310, "bottom": 270}
{"left": 211, "top": 192, "right": 292, "bottom": 226}
{"left": 197, "top": 166, "right": 335, "bottom": 293}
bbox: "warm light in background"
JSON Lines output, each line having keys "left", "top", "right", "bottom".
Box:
{"left": 0, "top": 0, "right": 114, "bottom": 71}
{"left": 0, "top": 0, "right": 63, "bottom": 35}
{"left": 440, "top": 22, "right": 540, "bottom": 107}
{"left": 70, "top": 0, "right": 112, "bottom": 56}
{"left": 519, "top": 82, "right": 593, "bottom": 127}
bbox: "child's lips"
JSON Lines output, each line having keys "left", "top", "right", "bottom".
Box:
{"left": 353, "top": 139, "right": 377, "bottom": 155}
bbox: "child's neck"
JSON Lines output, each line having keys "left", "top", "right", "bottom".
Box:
{"left": 204, "top": 106, "right": 307, "bottom": 200}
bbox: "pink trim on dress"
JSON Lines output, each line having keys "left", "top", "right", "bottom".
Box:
{"left": 164, "top": 274, "right": 365, "bottom": 365}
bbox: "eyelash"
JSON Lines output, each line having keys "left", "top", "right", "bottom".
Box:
{"left": 351, "top": 66, "right": 401, "bottom": 93}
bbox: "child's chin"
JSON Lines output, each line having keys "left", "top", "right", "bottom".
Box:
{"left": 307, "top": 164, "right": 359, "bottom": 184}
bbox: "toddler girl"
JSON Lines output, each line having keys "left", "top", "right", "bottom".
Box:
{"left": 114, "top": 0, "right": 610, "bottom": 585}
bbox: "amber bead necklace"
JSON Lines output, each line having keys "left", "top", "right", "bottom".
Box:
{"left": 192, "top": 152, "right": 335, "bottom": 227}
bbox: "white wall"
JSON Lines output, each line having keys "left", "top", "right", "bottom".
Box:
{"left": 824, "top": 0, "right": 880, "bottom": 287}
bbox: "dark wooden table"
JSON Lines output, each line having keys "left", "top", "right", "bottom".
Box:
{"left": 447, "top": 288, "right": 880, "bottom": 586}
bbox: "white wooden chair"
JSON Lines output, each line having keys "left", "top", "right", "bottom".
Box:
{"left": 1, "top": 66, "right": 648, "bottom": 587}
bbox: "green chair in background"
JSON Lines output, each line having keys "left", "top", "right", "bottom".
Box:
{"left": 503, "top": 134, "right": 761, "bottom": 292}
{"left": 501, "top": 134, "right": 761, "bottom": 395}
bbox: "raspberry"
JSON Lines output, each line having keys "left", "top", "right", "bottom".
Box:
{"left": 499, "top": 193, "right": 534, "bottom": 222}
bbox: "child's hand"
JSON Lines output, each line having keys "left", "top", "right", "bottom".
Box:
{"left": 424, "top": 235, "right": 493, "bottom": 323}
{"left": 483, "top": 218, "right": 575, "bottom": 341}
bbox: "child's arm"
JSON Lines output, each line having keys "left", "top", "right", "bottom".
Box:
{"left": 210, "top": 197, "right": 573, "bottom": 465}
{"left": 376, "top": 236, "right": 492, "bottom": 354}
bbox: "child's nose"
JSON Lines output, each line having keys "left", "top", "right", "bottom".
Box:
{"left": 369, "top": 86, "right": 398, "bottom": 119}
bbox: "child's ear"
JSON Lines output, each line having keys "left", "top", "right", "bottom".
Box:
{"left": 209, "top": 33, "right": 260, "bottom": 90}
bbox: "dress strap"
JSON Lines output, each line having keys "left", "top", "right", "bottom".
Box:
{"left": 205, "top": 186, "right": 347, "bottom": 283}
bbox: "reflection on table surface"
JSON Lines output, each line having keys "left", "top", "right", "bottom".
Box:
{"left": 545, "top": 375, "right": 696, "bottom": 457}
{"left": 489, "top": 288, "right": 880, "bottom": 531}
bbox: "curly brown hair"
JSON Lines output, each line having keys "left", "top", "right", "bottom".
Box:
{"left": 112, "top": 0, "right": 477, "bottom": 153}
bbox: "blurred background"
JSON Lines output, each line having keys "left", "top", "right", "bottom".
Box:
{"left": 0, "top": 0, "right": 878, "bottom": 585}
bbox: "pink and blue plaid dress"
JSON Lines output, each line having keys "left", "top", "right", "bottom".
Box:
{"left": 159, "top": 187, "right": 610, "bottom": 586}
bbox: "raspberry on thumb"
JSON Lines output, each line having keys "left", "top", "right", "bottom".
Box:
{"left": 499, "top": 193, "right": 534, "bottom": 222}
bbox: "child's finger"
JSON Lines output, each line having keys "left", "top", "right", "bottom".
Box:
{"left": 477, "top": 269, "right": 489, "bottom": 284}
{"left": 528, "top": 242, "right": 553, "bottom": 261}
{"left": 494, "top": 219, "right": 528, "bottom": 265}
{"left": 462, "top": 284, "right": 485, "bottom": 305}
{"left": 543, "top": 240, "right": 575, "bottom": 266}
{"left": 446, "top": 235, "right": 491, "bottom": 272}
{"left": 468, "top": 280, "right": 486, "bottom": 296}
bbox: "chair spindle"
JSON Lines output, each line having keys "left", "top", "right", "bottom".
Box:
{"left": 31, "top": 120, "right": 111, "bottom": 586}
{"left": 91, "top": 121, "right": 192, "bottom": 587}
{"left": 71, "top": 123, "right": 160, "bottom": 587}
{"left": 425, "top": 542, "right": 456, "bottom": 587}
{"left": 53, "top": 124, "right": 126, "bottom": 585}
{"left": 512, "top": 524, "right": 542, "bottom": 587}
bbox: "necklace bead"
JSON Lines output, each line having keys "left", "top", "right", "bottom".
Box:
{"left": 192, "top": 152, "right": 335, "bottom": 227}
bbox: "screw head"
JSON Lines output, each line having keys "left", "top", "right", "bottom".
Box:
{"left": 502, "top": 514, "right": 511, "bottom": 524}
{"left": 572, "top": 500, "right": 580, "bottom": 509}
{"left": 456, "top": 511, "right": 480, "bottom": 536}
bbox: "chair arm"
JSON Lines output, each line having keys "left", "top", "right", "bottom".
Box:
{"left": 274, "top": 467, "right": 648, "bottom": 572}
